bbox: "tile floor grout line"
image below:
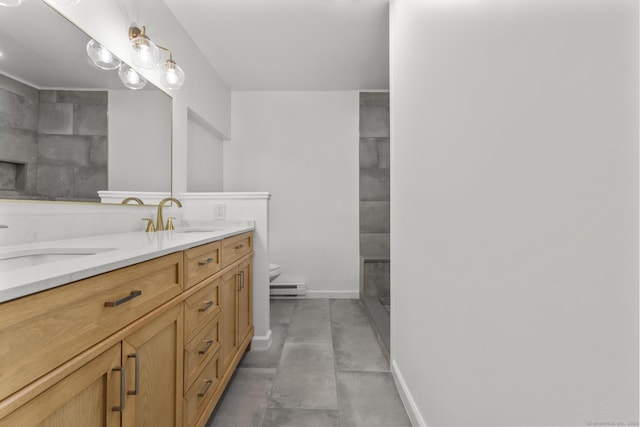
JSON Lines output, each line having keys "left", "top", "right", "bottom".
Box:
{"left": 329, "top": 298, "right": 344, "bottom": 427}
{"left": 259, "top": 299, "right": 297, "bottom": 427}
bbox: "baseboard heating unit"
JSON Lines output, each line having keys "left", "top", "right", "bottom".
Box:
{"left": 270, "top": 282, "right": 306, "bottom": 298}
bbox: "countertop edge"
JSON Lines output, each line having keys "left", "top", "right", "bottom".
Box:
{"left": 0, "top": 225, "right": 254, "bottom": 303}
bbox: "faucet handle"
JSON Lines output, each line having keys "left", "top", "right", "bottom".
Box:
{"left": 142, "top": 218, "right": 156, "bottom": 233}
{"left": 166, "top": 217, "right": 176, "bottom": 231}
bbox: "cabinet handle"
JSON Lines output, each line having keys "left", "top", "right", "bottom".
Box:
{"left": 198, "top": 257, "right": 214, "bottom": 266}
{"left": 236, "top": 273, "right": 242, "bottom": 292}
{"left": 127, "top": 353, "right": 139, "bottom": 396}
{"left": 199, "top": 340, "right": 214, "bottom": 355}
{"left": 105, "top": 290, "right": 142, "bottom": 307}
{"left": 198, "top": 380, "right": 214, "bottom": 398}
{"left": 112, "top": 366, "right": 126, "bottom": 412}
{"left": 199, "top": 300, "right": 214, "bottom": 312}
{"left": 239, "top": 271, "right": 245, "bottom": 289}
{"left": 234, "top": 244, "right": 244, "bottom": 250}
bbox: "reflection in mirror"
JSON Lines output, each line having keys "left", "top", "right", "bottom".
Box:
{"left": 0, "top": 0, "right": 172, "bottom": 203}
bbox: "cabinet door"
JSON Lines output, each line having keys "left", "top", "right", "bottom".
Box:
{"left": 121, "top": 304, "right": 183, "bottom": 427}
{"left": 0, "top": 344, "right": 122, "bottom": 427}
{"left": 219, "top": 268, "right": 239, "bottom": 373}
{"left": 237, "top": 257, "right": 253, "bottom": 347}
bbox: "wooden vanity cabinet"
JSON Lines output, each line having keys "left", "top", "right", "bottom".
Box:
{"left": 0, "top": 304, "right": 183, "bottom": 427}
{"left": 220, "top": 257, "right": 253, "bottom": 372}
{"left": 182, "top": 232, "right": 254, "bottom": 427}
{"left": 0, "top": 231, "right": 253, "bottom": 427}
{"left": 121, "top": 303, "right": 183, "bottom": 427}
{"left": 0, "top": 343, "right": 123, "bottom": 427}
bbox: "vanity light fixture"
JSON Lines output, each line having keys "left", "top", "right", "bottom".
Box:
{"left": 86, "top": 39, "right": 122, "bottom": 70}
{"left": 157, "top": 50, "right": 185, "bottom": 90}
{"left": 0, "top": 0, "right": 25, "bottom": 6}
{"left": 128, "top": 24, "right": 186, "bottom": 90}
{"left": 128, "top": 25, "right": 160, "bottom": 69}
{"left": 118, "top": 64, "right": 147, "bottom": 90}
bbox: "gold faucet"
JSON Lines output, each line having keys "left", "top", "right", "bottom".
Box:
{"left": 156, "top": 197, "right": 182, "bottom": 231}
{"left": 121, "top": 197, "right": 144, "bottom": 205}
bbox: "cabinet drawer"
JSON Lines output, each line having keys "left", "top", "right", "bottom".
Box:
{"left": 221, "top": 232, "right": 253, "bottom": 268}
{"left": 184, "top": 356, "right": 220, "bottom": 427}
{"left": 184, "top": 241, "right": 222, "bottom": 289}
{"left": 184, "top": 318, "right": 220, "bottom": 393}
{"left": 0, "top": 252, "right": 182, "bottom": 402}
{"left": 184, "top": 277, "right": 221, "bottom": 342}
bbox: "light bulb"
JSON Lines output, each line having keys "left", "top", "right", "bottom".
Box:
{"left": 49, "top": 0, "right": 81, "bottom": 5}
{"left": 118, "top": 64, "right": 147, "bottom": 90}
{"left": 129, "top": 28, "right": 160, "bottom": 70}
{"left": 159, "top": 58, "right": 185, "bottom": 90}
{"left": 0, "top": 0, "right": 25, "bottom": 6}
{"left": 86, "top": 39, "right": 122, "bottom": 70}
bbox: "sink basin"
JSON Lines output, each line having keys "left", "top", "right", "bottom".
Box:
{"left": 0, "top": 248, "right": 115, "bottom": 270}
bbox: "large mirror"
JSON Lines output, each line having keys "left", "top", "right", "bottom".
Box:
{"left": 0, "top": 0, "right": 172, "bottom": 203}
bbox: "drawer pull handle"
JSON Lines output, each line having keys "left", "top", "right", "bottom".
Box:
{"left": 127, "top": 353, "right": 139, "bottom": 396}
{"left": 234, "top": 244, "right": 244, "bottom": 250}
{"left": 198, "top": 380, "right": 214, "bottom": 398}
{"left": 105, "top": 290, "right": 142, "bottom": 307}
{"left": 198, "top": 257, "right": 214, "bottom": 266}
{"left": 199, "top": 340, "right": 214, "bottom": 355}
{"left": 199, "top": 300, "right": 214, "bottom": 312}
{"left": 112, "top": 366, "right": 126, "bottom": 412}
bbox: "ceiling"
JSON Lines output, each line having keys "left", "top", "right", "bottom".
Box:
{"left": 164, "top": 0, "right": 390, "bottom": 91}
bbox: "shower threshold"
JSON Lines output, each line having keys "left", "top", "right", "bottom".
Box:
{"left": 361, "top": 296, "right": 390, "bottom": 362}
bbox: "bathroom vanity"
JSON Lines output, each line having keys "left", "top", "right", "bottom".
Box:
{"left": 0, "top": 226, "right": 254, "bottom": 427}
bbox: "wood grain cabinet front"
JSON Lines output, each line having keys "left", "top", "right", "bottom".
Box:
{"left": 220, "top": 232, "right": 252, "bottom": 268}
{"left": 0, "top": 303, "right": 183, "bottom": 427}
{"left": 183, "top": 355, "right": 221, "bottom": 427}
{"left": 0, "top": 230, "right": 253, "bottom": 427}
{"left": 184, "top": 276, "right": 221, "bottom": 343}
{"left": 220, "top": 257, "right": 253, "bottom": 375}
{"left": 184, "top": 241, "right": 222, "bottom": 290}
{"left": 0, "top": 344, "right": 122, "bottom": 427}
{"left": 0, "top": 252, "right": 182, "bottom": 403}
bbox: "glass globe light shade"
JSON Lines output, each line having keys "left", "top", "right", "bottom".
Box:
{"left": 86, "top": 39, "right": 122, "bottom": 70}
{"left": 158, "top": 59, "right": 185, "bottom": 90}
{"left": 49, "top": 0, "right": 81, "bottom": 5}
{"left": 130, "top": 31, "right": 160, "bottom": 70}
{"left": 0, "top": 0, "right": 25, "bottom": 6}
{"left": 118, "top": 64, "right": 147, "bottom": 90}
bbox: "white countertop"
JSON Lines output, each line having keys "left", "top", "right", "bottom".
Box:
{"left": 0, "top": 222, "right": 254, "bottom": 303}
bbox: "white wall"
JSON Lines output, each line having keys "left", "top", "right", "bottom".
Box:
{"left": 224, "top": 92, "right": 360, "bottom": 297}
{"left": 109, "top": 90, "right": 171, "bottom": 192}
{"left": 187, "top": 109, "right": 224, "bottom": 192}
{"left": 179, "top": 192, "right": 271, "bottom": 350}
{"left": 390, "top": 0, "right": 639, "bottom": 426}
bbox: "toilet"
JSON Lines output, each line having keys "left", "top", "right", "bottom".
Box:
{"left": 269, "top": 263, "right": 281, "bottom": 282}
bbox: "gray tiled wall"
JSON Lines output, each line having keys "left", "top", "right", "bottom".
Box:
{"left": 0, "top": 73, "right": 107, "bottom": 201}
{"left": 359, "top": 92, "right": 390, "bottom": 258}
{"left": 36, "top": 90, "right": 107, "bottom": 201}
{"left": 0, "top": 74, "right": 38, "bottom": 195}
{"left": 359, "top": 92, "right": 390, "bottom": 300}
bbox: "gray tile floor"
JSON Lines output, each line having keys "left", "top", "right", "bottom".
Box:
{"left": 206, "top": 299, "right": 411, "bottom": 427}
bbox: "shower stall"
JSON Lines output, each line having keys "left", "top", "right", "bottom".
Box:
{"left": 358, "top": 92, "right": 390, "bottom": 360}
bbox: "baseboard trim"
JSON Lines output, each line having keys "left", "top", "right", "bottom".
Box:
{"left": 391, "top": 359, "right": 427, "bottom": 427}
{"left": 250, "top": 329, "right": 272, "bottom": 350}
{"left": 305, "top": 290, "right": 359, "bottom": 299}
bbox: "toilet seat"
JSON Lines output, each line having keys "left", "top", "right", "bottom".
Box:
{"left": 269, "top": 263, "right": 281, "bottom": 282}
